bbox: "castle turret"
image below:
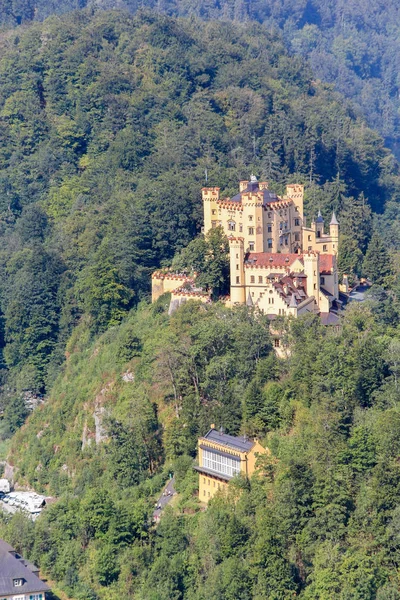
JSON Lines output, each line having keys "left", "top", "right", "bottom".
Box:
{"left": 303, "top": 252, "right": 320, "bottom": 304}
{"left": 202, "top": 187, "right": 220, "bottom": 234}
{"left": 229, "top": 237, "right": 246, "bottom": 304}
{"left": 329, "top": 211, "right": 339, "bottom": 254}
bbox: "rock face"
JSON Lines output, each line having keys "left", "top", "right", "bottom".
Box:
{"left": 168, "top": 296, "right": 187, "bottom": 315}
{"left": 3, "top": 463, "right": 15, "bottom": 484}
{"left": 94, "top": 405, "right": 107, "bottom": 445}
{"left": 122, "top": 371, "right": 134, "bottom": 382}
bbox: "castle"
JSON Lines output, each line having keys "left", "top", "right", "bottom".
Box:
{"left": 152, "top": 176, "right": 341, "bottom": 326}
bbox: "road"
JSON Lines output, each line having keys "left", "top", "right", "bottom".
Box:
{"left": 153, "top": 477, "right": 176, "bottom": 522}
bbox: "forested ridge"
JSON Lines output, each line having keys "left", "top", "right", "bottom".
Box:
{"left": 1, "top": 0, "right": 400, "bottom": 161}
{"left": 0, "top": 8, "right": 400, "bottom": 600}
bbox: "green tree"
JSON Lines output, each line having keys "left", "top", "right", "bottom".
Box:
{"left": 363, "top": 234, "right": 393, "bottom": 287}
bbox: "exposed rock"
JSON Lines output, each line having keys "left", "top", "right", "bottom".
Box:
{"left": 94, "top": 406, "right": 108, "bottom": 445}
{"left": 81, "top": 420, "right": 92, "bottom": 450}
{"left": 4, "top": 463, "right": 14, "bottom": 483}
{"left": 23, "top": 391, "right": 44, "bottom": 412}
{"left": 122, "top": 371, "right": 134, "bottom": 382}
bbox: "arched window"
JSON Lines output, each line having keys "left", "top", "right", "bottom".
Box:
{"left": 228, "top": 220, "right": 236, "bottom": 231}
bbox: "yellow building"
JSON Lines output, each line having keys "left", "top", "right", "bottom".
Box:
{"left": 195, "top": 426, "right": 267, "bottom": 503}
{"left": 151, "top": 175, "right": 341, "bottom": 327}
{"left": 202, "top": 176, "right": 338, "bottom": 256}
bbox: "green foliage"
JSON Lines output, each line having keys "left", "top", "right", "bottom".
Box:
{"left": 363, "top": 233, "right": 394, "bottom": 287}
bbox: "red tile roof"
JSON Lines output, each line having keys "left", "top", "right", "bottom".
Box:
{"left": 319, "top": 254, "right": 335, "bottom": 274}
{"left": 246, "top": 253, "right": 302, "bottom": 267}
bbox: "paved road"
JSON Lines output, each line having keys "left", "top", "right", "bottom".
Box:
{"left": 349, "top": 284, "right": 370, "bottom": 303}
{"left": 153, "top": 477, "right": 176, "bottom": 522}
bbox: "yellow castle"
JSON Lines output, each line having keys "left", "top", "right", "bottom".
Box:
{"left": 152, "top": 176, "right": 341, "bottom": 326}
{"left": 195, "top": 426, "right": 267, "bottom": 503}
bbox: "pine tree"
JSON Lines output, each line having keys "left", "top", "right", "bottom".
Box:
{"left": 363, "top": 234, "right": 393, "bottom": 287}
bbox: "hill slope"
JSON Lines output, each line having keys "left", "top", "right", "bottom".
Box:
{"left": 0, "top": 9, "right": 397, "bottom": 424}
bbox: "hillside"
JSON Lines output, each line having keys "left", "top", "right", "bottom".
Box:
{"left": 0, "top": 8, "right": 397, "bottom": 428}
{"left": 3, "top": 297, "right": 400, "bottom": 599}
{"left": 1, "top": 9, "right": 400, "bottom": 600}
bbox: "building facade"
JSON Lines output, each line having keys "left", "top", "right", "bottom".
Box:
{"left": 202, "top": 176, "right": 338, "bottom": 256}
{"left": 195, "top": 427, "right": 267, "bottom": 503}
{"left": 0, "top": 539, "right": 49, "bottom": 600}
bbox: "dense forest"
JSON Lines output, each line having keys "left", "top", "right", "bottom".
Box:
{"left": 1, "top": 1, "right": 400, "bottom": 159}
{"left": 0, "top": 7, "right": 400, "bottom": 600}
{"left": 3, "top": 298, "right": 400, "bottom": 599}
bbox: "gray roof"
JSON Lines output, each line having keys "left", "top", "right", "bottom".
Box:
{"left": 0, "top": 539, "right": 49, "bottom": 596}
{"left": 203, "top": 428, "right": 255, "bottom": 452}
{"left": 246, "top": 292, "right": 254, "bottom": 307}
{"left": 330, "top": 211, "right": 339, "bottom": 225}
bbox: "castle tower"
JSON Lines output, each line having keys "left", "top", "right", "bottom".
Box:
{"left": 329, "top": 211, "right": 339, "bottom": 254}
{"left": 202, "top": 187, "right": 220, "bottom": 234}
{"left": 286, "top": 184, "right": 304, "bottom": 218}
{"left": 303, "top": 252, "right": 320, "bottom": 304}
{"left": 229, "top": 237, "right": 245, "bottom": 304}
{"left": 316, "top": 210, "right": 324, "bottom": 238}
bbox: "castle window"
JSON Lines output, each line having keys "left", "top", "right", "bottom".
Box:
{"left": 323, "top": 244, "right": 327, "bottom": 252}
{"left": 268, "top": 238, "right": 273, "bottom": 248}
{"left": 308, "top": 246, "right": 312, "bottom": 251}
{"left": 295, "top": 233, "right": 300, "bottom": 241}
{"left": 236, "top": 276, "right": 240, "bottom": 284}
{"left": 274, "top": 339, "right": 280, "bottom": 347}
{"left": 294, "top": 218, "right": 300, "bottom": 226}
{"left": 249, "top": 215, "right": 253, "bottom": 221}
{"left": 250, "top": 276, "right": 255, "bottom": 283}
{"left": 268, "top": 225, "right": 272, "bottom": 232}
{"left": 236, "top": 254, "right": 238, "bottom": 258}
{"left": 314, "top": 284, "right": 316, "bottom": 290}
{"left": 239, "top": 224, "right": 243, "bottom": 232}
{"left": 285, "top": 238, "right": 288, "bottom": 245}
{"left": 308, "top": 235, "right": 312, "bottom": 241}
{"left": 212, "top": 209, "right": 216, "bottom": 215}
{"left": 252, "top": 292, "right": 254, "bottom": 297}
{"left": 203, "top": 478, "right": 206, "bottom": 484}
{"left": 249, "top": 242, "right": 255, "bottom": 251}
{"left": 317, "top": 231, "right": 321, "bottom": 238}
{"left": 258, "top": 276, "right": 263, "bottom": 283}
{"left": 268, "top": 213, "right": 272, "bottom": 218}
{"left": 228, "top": 220, "right": 236, "bottom": 231}
{"left": 236, "top": 264, "right": 239, "bottom": 270}
{"left": 248, "top": 227, "right": 254, "bottom": 235}
{"left": 320, "top": 277, "right": 325, "bottom": 284}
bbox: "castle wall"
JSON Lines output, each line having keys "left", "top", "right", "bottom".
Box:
{"left": 151, "top": 273, "right": 190, "bottom": 303}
